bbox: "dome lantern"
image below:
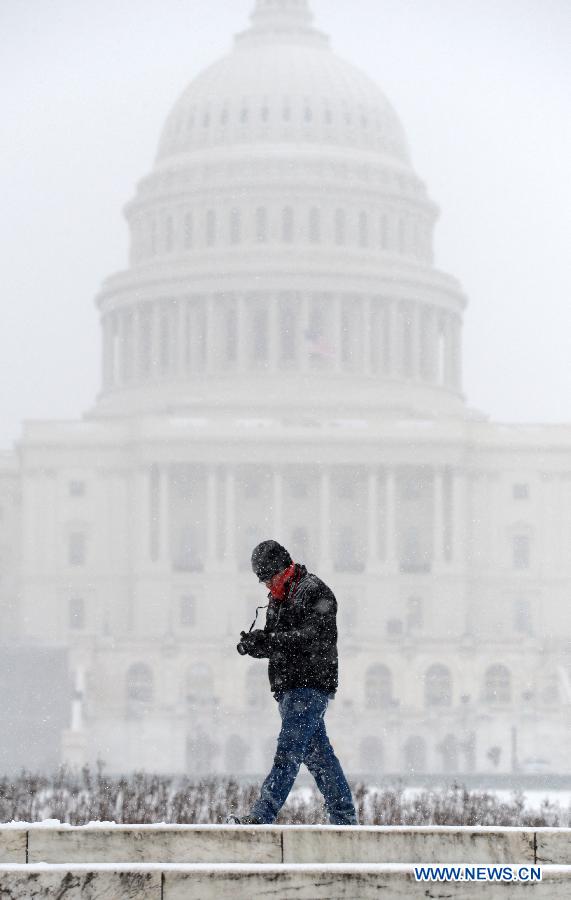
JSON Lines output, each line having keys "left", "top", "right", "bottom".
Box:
{"left": 236, "top": 0, "right": 328, "bottom": 46}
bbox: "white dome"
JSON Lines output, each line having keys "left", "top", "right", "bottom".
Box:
{"left": 156, "top": 2, "right": 410, "bottom": 164}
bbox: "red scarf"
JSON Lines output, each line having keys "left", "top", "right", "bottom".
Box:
{"left": 268, "top": 563, "right": 297, "bottom": 601}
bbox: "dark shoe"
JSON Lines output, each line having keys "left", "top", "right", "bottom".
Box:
{"left": 226, "top": 814, "right": 262, "bottom": 825}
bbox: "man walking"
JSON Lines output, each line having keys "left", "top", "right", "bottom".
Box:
{"left": 228, "top": 539, "right": 357, "bottom": 825}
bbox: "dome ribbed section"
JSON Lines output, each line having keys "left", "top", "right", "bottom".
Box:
{"left": 155, "top": 2, "right": 408, "bottom": 164}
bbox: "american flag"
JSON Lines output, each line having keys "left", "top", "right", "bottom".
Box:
{"left": 304, "top": 328, "right": 336, "bottom": 360}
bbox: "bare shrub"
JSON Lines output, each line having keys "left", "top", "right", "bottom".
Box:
{"left": 0, "top": 767, "right": 567, "bottom": 826}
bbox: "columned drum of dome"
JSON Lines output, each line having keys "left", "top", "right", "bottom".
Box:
{"left": 91, "top": 0, "right": 467, "bottom": 422}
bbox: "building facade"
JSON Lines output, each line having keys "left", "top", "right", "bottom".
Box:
{"left": 2, "top": 0, "right": 571, "bottom": 776}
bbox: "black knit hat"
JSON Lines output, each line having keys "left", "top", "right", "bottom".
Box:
{"left": 251, "top": 540, "right": 293, "bottom": 582}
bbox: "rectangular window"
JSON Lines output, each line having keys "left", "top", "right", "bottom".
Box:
{"left": 68, "top": 532, "right": 86, "bottom": 567}
{"left": 69, "top": 596, "right": 85, "bottom": 630}
{"left": 513, "top": 534, "right": 530, "bottom": 570}
{"left": 513, "top": 483, "right": 529, "bottom": 500}
{"left": 180, "top": 595, "right": 196, "bottom": 627}
{"left": 514, "top": 597, "right": 532, "bottom": 634}
{"left": 69, "top": 480, "right": 85, "bottom": 497}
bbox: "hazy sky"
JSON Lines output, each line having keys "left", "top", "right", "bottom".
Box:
{"left": 1, "top": 0, "right": 570, "bottom": 449}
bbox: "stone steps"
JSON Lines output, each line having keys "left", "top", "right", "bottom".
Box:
{"left": 0, "top": 825, "right": 569, "bottom": 897}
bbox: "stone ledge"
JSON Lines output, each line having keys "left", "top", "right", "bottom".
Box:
{"left": 0, "top": 863, "right": 568, "bottom": 900}
{"left": 4, "top": 824, "right": 571, "bottom": 866}
{"left": 3, "top": 824, "right": 542, "bottom": 865}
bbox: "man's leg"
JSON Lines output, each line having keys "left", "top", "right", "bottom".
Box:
{"left": 303, "top": 717, "right": 358, "bottom": 824}
{"left": 249, "top": 687, "right": 328, "bottom": 824}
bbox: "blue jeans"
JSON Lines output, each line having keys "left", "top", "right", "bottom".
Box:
{"left": 250, "top": 687, "right": 358, "bottom": 825}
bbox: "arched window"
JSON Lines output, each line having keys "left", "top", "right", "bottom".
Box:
{"left": 230, "top": 208, "right": 241, "bottom": 244}
{"left": 425, "top": 664, "right": 452, "bottom": 707}
{"left": 220, "top": 108, "right": 228, "bottom": 125}
{"left": 282, "top": 207, "right": 294, "bottom": 243}
{"left": 404, "top": 736, "right": 426, "bottom": 774}
{"left": 359, "top": 736, "right": 383, "bottom": 773}
{"left": 126, "top": 663, "right": 153, "bottom": 712}
{"left": 184, "top": 212, "right": 193, "bottom": 249}
{"left": 165, "top": 216, "right": 174, "bottom": 252}
{"left": 304, "top": 105, "right": 312, "bottom": 122}
{"left": 365, "top": 665, "right": 393, "bottom": 709}
{"left": 240, "top": 107, "right": 249, "bottom": 124}
{"left": 149, "top": 219, "right": 157, "bottom": 255}
{"left": 484, "top": 665, "right": 511, "bottom": 704}
{"left": 334, "top": 209, "right": 346, "bottom": 245}
{"left": 206, "top": 209, "right": 216, "bottom": 246}
{"left": 437, "top": 734, "right": 459, "bottom": 772}
{"left": 358, "top": 211, "right": 368, "bottom": 248}
{"left": 246, "top": 665, "right": 268, "bottom": 709}
{"left": 256, "top": 207, "right": 268, "bottom": 243}
{"left": 186, "top": 663, "right": 214, "bottom": 709}
{"left": 225, "top": 735, "right": 249, "bottom": 773}
{"left": 513, "top": 534, "right": 530, "bottom": 570}
{"left": 309, "top": 207, "right": 321, "bottom": 243}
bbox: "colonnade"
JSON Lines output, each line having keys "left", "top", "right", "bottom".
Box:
{"left": 102, "top": 295, "right": 462, "bottom": 392}
{"left": 140, "top": 464, "right": 467, "bottom": 574}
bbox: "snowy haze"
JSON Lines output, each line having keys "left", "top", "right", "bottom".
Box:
{"left": 1, "top": 0, "right": 570, "bottom": 447}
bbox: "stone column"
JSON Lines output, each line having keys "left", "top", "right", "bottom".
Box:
{"left": 131, "top": 305, "right": 141, "bottom": 381}
{"left": 426, "top": 306, "right": 439, "bottom": 382}
{"left": 384, "top": 467, "right": 398, "bottom": 569}
{"left": 159, "top": 465, "right": 170, "bottom": 566}
{"left": 150, "top": 302, "right": 160, "bottom": 379}
{"left": 117, "top": 309, "right": 129, "bottom": 385}
{"left": 452, "top": 468, "right": 467, "bottom": 573}
{"left": 176, "top": 299, "right": 186, "bottom": 376}
{"left": 319, "top": 468, "right": 332, "bottom": 569}
{"left": 204, "top": 296, "right": 212, "bottom": 373}
{"left": 334, "top": 295, "right": 343, "bottom": 373}
{"left": 102, "top": 315, "right": 114, "bottom": 390}
{"left": 206, "top": 467, "right": 218, "bottom": 569}
{"left": 134, "top": 466, "right": 150, "bottom": 570}
{"left": 224, "top": 467, "right": 236, "bottom": 569}
{"left": 443, "top": 313, "right": 454, "bottom": 388}
{"left": 237, "top": 295, "right": 247, "bottom": 373}
{"left": 273, "top": 468, "right": 283, "bottom": 542}
{"left": 367, "top": 467, "right": 381, "bottom": 571}
{"left": 386, "top": 300, "right": 397, "bottom": 377}
{"left": 363, "top": 296, "right": 372, "bottom": 375}
{"left": 268, "top": 294, "right": 278, "bottom": 374}
{"left": 433, "top": 467, "right": 445, "bottom": 570}
{"left": 411, "top": 302, "right": 421, "bottom": 380}
{"left": 300, "top": 293, "right": 310, "bottom": 373}
{"left": 451, "top": 315, "right": 462, "bottom": 391}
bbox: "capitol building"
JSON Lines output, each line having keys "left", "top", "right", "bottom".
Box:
{"left": 1, "top": 0, "right": 571, "bottom": 778}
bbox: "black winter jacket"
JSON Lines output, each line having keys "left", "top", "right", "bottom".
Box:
{"left": 249, "top": 563, "right": 338, "bottom": 697}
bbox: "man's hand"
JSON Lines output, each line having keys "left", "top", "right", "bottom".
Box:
{"left": 237, "top": 629, "right": 270, "bottom": 658}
